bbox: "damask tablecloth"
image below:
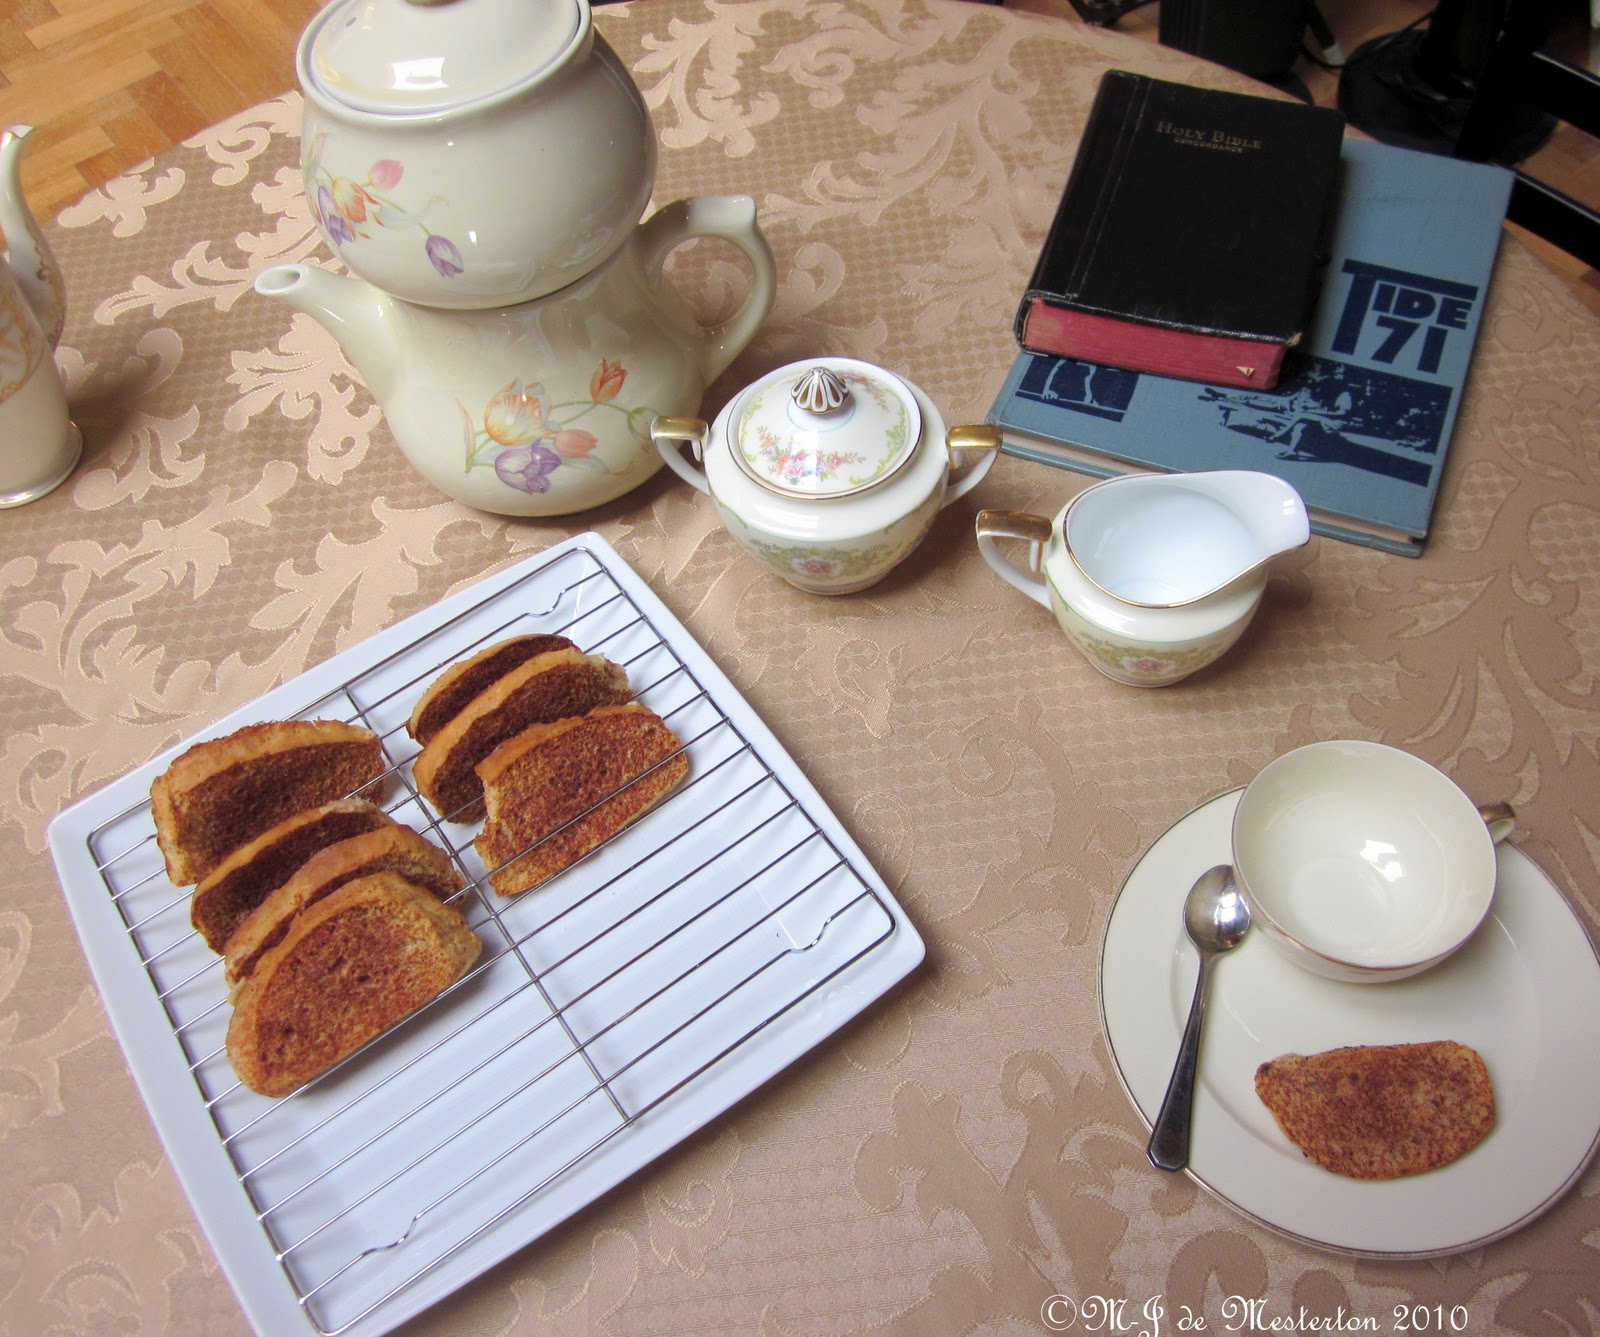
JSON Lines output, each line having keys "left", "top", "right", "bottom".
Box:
{"left": 5, "top": 0, "right": 1599, "bottom": 1332}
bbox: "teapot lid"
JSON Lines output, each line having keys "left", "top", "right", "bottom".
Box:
{"left": 730, "top": 360, "right": 922, "bottom": 500}
{"left": 302, "top": 0, "right": 586, "bottom": 117}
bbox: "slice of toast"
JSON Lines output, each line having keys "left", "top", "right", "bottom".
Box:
{"left": 190, "top": 798, "right": 396, "bottom": 952}
{"left": 151, "top": 719, "right": 386, "bottom": 886}
{"left": 226, "top": 871, "right": 481, "bottom": 1098}
{"left": 224, "top": 822, "right": 466, "bottom": 991}
{"left": 1254, "top": 1040, "right": 1495, "bottom": 1179}
{"left": 413, "top": 648, "right": 633, "bottom": 823}
{"left": 406, "top": 633, "right": 576, "bottom": 746}
{"left": 474, "top": 702, "right": 688, "bottom": 897}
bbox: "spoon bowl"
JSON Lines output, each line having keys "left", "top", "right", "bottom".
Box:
{"left": 1146, "top": 864, "right": 1252, "bottom": 1171}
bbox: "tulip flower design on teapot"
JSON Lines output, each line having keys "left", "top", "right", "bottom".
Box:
{"left": 462, "top": 358, "right": 660, "bottom": 498}
{"left": 304, "top": 135, "right": 466, "bottom": 282}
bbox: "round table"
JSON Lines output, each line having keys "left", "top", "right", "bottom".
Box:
{"left": 6, "top": 0, "right": 1600, "bottom": 1332}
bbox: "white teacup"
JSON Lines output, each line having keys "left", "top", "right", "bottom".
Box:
{"left": 1231, "top": 740, "right": 1515, "bottom": 983}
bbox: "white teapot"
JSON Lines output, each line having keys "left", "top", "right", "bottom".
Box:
{"left": 1, "top": 124, "right": 79, "bottom": 508}
{"left": 297, "top": 0, "right": 655, "bottom": 309}
{"left": 651, "top": 359, "right": 1000, "bottom": 594}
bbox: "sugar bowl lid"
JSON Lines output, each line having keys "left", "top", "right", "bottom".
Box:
{"left": 302, "top": 0, "right": 586, "bottom": 117}
{"left": 729, "top": 359, "right": 923, "bottom": 500}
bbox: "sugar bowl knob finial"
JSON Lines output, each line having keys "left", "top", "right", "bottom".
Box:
{"left": 791, "top": 366, "right": 849, "bottom": 416}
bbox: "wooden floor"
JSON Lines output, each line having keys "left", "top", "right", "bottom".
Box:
{"left": 1, "top": 0, "right": 1597, "bottom": 308}
{"left": 0, "top": 0, "right": 320, "bottom": 218}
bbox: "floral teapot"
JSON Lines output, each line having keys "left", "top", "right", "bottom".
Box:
{"left": 257, "top": 195, "right": 776, "bottom": 516}
{"left": 259, "top": 0, "right": 778, "bottom": 517}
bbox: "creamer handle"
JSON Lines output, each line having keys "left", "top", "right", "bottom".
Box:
{"left": 634, "top": 195, "right": 777, "bottom": 384}
{"left": 976, "top": 510, "right": 1054, "bottom": 610}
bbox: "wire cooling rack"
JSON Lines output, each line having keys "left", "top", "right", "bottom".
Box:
{"left": 49, "top": 533, "right": 925, "bottom": 1337}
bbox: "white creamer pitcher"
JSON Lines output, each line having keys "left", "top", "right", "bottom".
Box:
{"left": 977, "top": 471, "right": 1310, "bottom": 686}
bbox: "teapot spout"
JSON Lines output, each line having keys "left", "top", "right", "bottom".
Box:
{"left": 254, "top": 263, "right": 401, "bottom": 404}
{"left": 1, "top": 125, "right": 67, "bottom": 348}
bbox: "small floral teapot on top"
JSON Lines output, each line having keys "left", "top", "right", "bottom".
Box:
{"left": 295, "top": 0, "right": 656, "bottom": 310}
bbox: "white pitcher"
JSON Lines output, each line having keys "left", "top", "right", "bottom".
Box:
{"left": 0, "top": 124, "right": 79, "bottom": 508}
{"left": 978, "top": 471, "right": 1310, "bottom": 686}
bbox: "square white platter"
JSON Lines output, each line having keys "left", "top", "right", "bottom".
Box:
{"left": 48, "top": 531, "right": 926, "bottom": 1337}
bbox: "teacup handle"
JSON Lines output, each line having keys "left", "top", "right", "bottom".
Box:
{"left": 650, "top": 417, "right": 713, "bottom": 496}
{"left": 633, "top": 195, "right": 778, "bottom": 384}
{"left": 976, "top": 509, "right": 1054, "bottom": 610}
{"left": 942, "top": 425, "right": 1002, "bottom": 507}
{"left": 1480, "top": 801, "right": 1516, "bottom": 845}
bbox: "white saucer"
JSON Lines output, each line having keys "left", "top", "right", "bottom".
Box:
{"left": 1101, "top": 789, "right": 1600, "bottom": 1257}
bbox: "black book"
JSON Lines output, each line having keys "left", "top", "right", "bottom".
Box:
{"left": 1017, "top": 70, "right": 1346, "bottom": 390}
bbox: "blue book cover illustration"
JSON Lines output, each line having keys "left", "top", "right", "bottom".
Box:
{"left": 988, "top": 138, "right": 1513, "bottom": 556}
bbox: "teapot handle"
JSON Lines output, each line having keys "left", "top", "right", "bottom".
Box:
{"left": 976, "top": 510, "right": 1054, "bottom": 610}
{"left": 634, "top": 195, "right": 777, "bottom": 384}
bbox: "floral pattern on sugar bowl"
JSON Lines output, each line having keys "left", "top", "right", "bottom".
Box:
{"left": 718, "top": 488, "right": 942, "bottom": 595}
{"left": 462, "top": 360, "right": 662, "bottom": 498}
{"left": 738, "top": 369, "right": 909, "bottom": 493}
{"left": 304, "top": 136, "right": 465, "bottom": 281}
{"left": 652, "top": 358, "right": 1000, "bottom": 596}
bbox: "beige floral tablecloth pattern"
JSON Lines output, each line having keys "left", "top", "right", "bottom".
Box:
{"left": 4, "top": 0, "right": 1599, "bottom": 1332}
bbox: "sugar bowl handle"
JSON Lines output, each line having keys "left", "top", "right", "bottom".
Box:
{"left": 651, "top": 416, "right": 713, "bottom": 495}
{"left": 976, "top": 509, "right": 1054, "bottom": 610}
{"left": 942, "top": 425, "right": 1001, "bottom": 507}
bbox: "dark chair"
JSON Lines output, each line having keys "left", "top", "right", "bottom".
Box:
{"left": 1453, "top": 0, "right": 1600, "bottom": 271}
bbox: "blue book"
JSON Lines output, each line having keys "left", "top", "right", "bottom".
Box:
{"left": 987, "top": 138, "right": 1513, "bottom": 557}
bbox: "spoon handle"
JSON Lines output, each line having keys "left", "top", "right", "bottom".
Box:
{"left": 1146, "top": 952, "right": 1214, "bottom": 1172}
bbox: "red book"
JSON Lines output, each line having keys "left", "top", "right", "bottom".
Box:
{"left": 1017, "top": 71, "right": 1344, "bottom": 391}
{"left": 1019, "top": 302, "right": 1289, "bottom": 389}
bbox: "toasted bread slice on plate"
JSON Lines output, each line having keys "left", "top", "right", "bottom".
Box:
{"left": 475, "top": 702, "right": 688, "bottom": 897}
{"left": 224, "top": 822, "right": 466, "bottom": 991}
{"left": 413, "top": 647, "right": 632, "bottom": 822}
{"left": 406, "top": 633, "right": 577, "bottom": 746}
{"left": 151, "top": 719, "right": 386, "bottom": 886}
{"left": 226, "top": 871, "right": 481, "bottom": 1098}
{"left": 1255, "top": 1040, "right": 1496, "bottom": 1179}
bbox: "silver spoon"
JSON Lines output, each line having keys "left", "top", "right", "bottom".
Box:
{"left": 1146, "top": 864, "right": 1252, "bottom": 1172}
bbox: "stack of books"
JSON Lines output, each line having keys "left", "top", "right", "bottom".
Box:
{"left": 991, "top": 72, "right": 1513, "bottom": 557}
